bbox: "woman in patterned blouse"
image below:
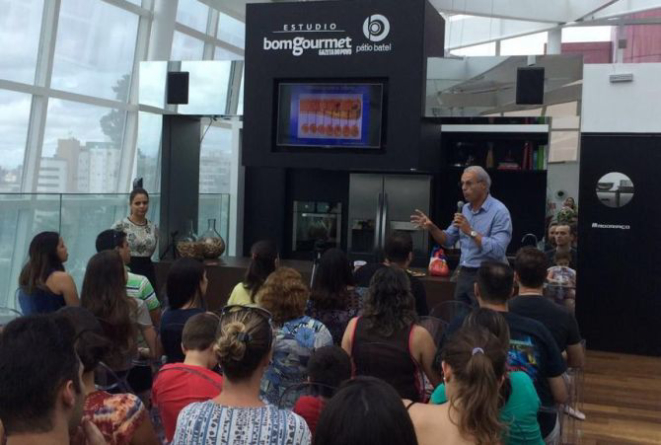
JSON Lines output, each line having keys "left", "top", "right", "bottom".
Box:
{"left": 113, "top": 188, "right": 159, "bottom": 293}
{"left": 173, "top": 305, "right": 311, "bottom": 445}
{"left": 257, "top": 267, "right": 333, "bottom": 408}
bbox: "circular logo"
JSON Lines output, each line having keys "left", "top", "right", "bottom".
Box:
{"left": 363, "top": 14, "right": 390, "bottom": 42}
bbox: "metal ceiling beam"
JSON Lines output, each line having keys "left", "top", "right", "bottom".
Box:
{"left": 445, "top": 16, "right": 556, "bottom": 49}
{"left": 583, "top": 0, "right": 661, "bottom": 20}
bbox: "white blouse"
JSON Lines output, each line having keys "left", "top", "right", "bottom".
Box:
{"left": 112, "top": 217, "right": 159, "bottom": 258}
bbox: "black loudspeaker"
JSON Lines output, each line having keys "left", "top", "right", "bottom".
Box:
{"left": 516, "top": 67, "right": 545, "bottom": 105}
{"left": 166, "top": 71, "right": 189, "bottom": 105}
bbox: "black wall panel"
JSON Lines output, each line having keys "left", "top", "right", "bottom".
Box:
{"left": 578, "top": 134, "right": 661, "bottom": 356}
{"left": 243, "top": 0, "right": 444, "bottom": 172}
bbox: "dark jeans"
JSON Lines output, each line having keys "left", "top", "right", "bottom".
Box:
{"left": 454, "top": 267, "right": 479, "bottom": 307}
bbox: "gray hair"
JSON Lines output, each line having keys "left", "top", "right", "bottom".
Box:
{"left": 464, "top": 166, "right": 491, "bottom": 192}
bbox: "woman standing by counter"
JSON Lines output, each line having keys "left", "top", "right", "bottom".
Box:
{"left": 113, "top": 188, "right": 159, "bottom": 293}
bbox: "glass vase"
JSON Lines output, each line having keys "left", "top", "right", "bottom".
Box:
{"left": 176, "top": 220, "right": 201, "bottom": 258}
{"left": 198, "top": 218, "right": 225, "bottom": 260}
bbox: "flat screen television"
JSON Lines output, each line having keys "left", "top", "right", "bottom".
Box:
{"left": 275, "top": 82, "right": 385, "bottom": 150}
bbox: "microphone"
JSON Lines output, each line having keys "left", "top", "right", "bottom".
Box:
{"left": 457, "top": 201, "right": 464, "bottom": 214}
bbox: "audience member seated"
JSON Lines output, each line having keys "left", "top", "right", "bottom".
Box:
{"left": 545, "top": 223, "right": 577, "bottom": 270}
{"left": 17, "top": 231, "right": 79, "bottom": 314}
{"left": 314, "top": 376, "right": 418, "bottom": 445}
{"left": 293, "top": 345, "right": 352, "bottom": 436}
{"left": 258, "top": 267, "right": 333, "bottom": 407}
{"left": 354, "top": 231, "right": 429, "bottom": 316}
{"left": 342, "top": 266, "right": 441, "bottom": 401}
{"left": 227, "top": 240, "right": 278, "bottom": 306}
{"left": 96, "top": 229, "right": 162, "bottom": 326}
{"left": 173, "top": 305, "right": 311, "bottom": 444}
{"left": 161, "top": 258, "right": 207, "bottom": 363}
{"left": 473, "top": 262, "right": 568, "bottom": 442}
{"left": 408, "top": 325, "right": 508, "bottom": 445}
{"left": 81, "top": 250, "right": 159, "bottom": 394}
{"left": 57, "top": 307, "right": 159, "bottom": 445}
{"left": 545, "top": 251, "right": 577, "bottom": 312}
{"left": 543, "top": 222, "right": 558, "bottom": 252}
{"left": 307, "top": 248, "right": 363, "bottom": 344}
{"left": 511, "top": 248, "right": 584, "bottom": 371}
{"left": 430, "top": 309, "right": 544, "bottom": 445}
{"left": 152, "top": 312, "right": 223, "bottom": 443}
{"left": 0, "top": 315, "right": 105, "bottom": 445}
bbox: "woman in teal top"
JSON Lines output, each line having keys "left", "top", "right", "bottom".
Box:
{"left": 431, "top": 308, "right": 544, "bottom": 445}
{"left": 430, "top": 370, "right": 544, "bottom": 445}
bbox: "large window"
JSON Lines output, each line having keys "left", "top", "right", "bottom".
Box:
{"left": 51, "top": 0, "right": 139, "bottom": 101}
{"left": 135, "top": 111, "right": 162, "bottom": 193}
{"left": 217, "top": 12, "right": 245, "bottom": 49}
{"left": 43, "top": 99, "right": 127, "bottom": 193}
{"left": 200, "top": 125, "right": 232, "bottom": 194}
{"left": 176, "top": 0, "right": 210, "bottom": 33}
{"left": 171, "top": 31, "right": 205, "bottom": 61}
{"left": 0, "top": 0, "right": 44, "bottom": 85}
{"left": 0, "top": 90, "right": 32, "bottom": 193}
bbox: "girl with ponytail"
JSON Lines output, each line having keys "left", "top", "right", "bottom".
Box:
{"left": 406, "top": 326, "right": 507, "bottom": 445}
{"left": 173, "top": 306, "right": 312, "bottom": 445}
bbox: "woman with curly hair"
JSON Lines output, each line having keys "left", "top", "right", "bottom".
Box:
{"left": 341, "top": 266, "right": 440, "bottom": 401}
{"left": 257, "top": 267, "right": 333, "bottom": 407}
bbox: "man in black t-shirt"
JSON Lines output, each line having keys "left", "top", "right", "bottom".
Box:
{"left": 510, "top": 247, "right": 584, "bottom": 368}
{"left": 354, "top": 231, "right": 429, "bottom": 316}
{"left": 439, "top": 261, "right": 567, "bottom": 441}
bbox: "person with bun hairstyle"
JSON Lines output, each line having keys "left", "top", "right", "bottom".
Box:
{"left": 407, "top": 326, "right": 508, "bottom": 445}
{"left": 173, "top": 306, "right": 311, "bottom": 444}
{"left": 18, "top": 231, "right": 79, "bottom": 314}
{"left": 430, "top": 309, "right": 544, "bottom": 445}
{"left": 113, "top": 187, "right": 158, "bottom": 292}
{"left": 227, "top": 240, "right": 278, "bottom": 306}
{"left": 314, "top": 376, "right": 419, "bottom": 445}
{"left": 258, "top": 267, "right": 333, "bottom": 407}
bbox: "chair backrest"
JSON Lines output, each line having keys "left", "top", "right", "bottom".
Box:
{"left": 95, "top": 361, "right": 133, "bottom": 394}
{"left": 430, "top": 301, "right": 471, "bottom": 324}
{"left": 277, "top": 382, "right": 338, "bottom": 410}
{"left": 0, "top": 306, "right": 23, "bottom": 328}
{"left": 416, "top": 316, "right": 448, "bottom": 348}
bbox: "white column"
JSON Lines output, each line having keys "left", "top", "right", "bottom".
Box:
{"left": 148, "top": 0, "right": 178, "bottom": 61}
{"left": 547, "top": 28, "right": 562, "bottom": 55}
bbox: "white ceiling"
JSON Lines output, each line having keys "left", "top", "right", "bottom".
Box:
{"left": 202, "top": 0, "right": 661, "bottom": 48}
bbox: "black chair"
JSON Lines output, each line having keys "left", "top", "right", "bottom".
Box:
{"left": 429, "top": 300, "right": 471, "bottom": 324}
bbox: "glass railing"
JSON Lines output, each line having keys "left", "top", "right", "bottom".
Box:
{"left": 0, "top": 193, "right": 230, "bottom": 309}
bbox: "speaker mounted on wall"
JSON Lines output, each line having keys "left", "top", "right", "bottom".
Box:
{"left": 516, "top": 67, "right": 545, "bottom": 105}
{"left": 166, "top": 71, "right": 190, "bottom": 105}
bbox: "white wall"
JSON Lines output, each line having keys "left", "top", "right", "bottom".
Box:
{"left": 582, "top": 63, "right": 661, "bottom": 133}
{"left": 547, "top": 161, "right": 580, "bottom": 210}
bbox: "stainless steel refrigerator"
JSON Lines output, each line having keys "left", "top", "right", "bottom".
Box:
{"left": 348, "top": 173, "right": 431, "bottom": 266}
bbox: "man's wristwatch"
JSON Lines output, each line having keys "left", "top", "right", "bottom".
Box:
{"left": 469, "top": 230, "right": 478, "bottom": 239}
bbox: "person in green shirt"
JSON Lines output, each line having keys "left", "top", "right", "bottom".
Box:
{"left": 227, "top": 240, "right": 278, "bottom": 306}
{"left": 430, "top": 309, "right": 544, "bottom": 445}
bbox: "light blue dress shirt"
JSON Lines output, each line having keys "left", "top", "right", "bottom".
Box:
{"left": 443, "top": 195, "right": 512, "bottom": 268}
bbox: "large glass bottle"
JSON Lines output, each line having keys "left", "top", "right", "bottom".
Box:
{"left": 198, "top": 218, "right": 226, "bottom": 260}
{"left": 176, "top": 220, "right": 200, "bottom": 258}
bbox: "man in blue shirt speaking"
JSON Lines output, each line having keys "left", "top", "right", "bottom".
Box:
{"left": 411, "top": 166, "right": 512, "bottom": 306}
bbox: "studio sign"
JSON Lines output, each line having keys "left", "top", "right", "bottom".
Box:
{"left": 263, "top": 15, "right": 393, "bottom": 57}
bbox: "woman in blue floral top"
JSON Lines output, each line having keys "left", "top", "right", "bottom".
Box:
{"left": 257, "top": 267, "right": 333, "bottom": 408}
